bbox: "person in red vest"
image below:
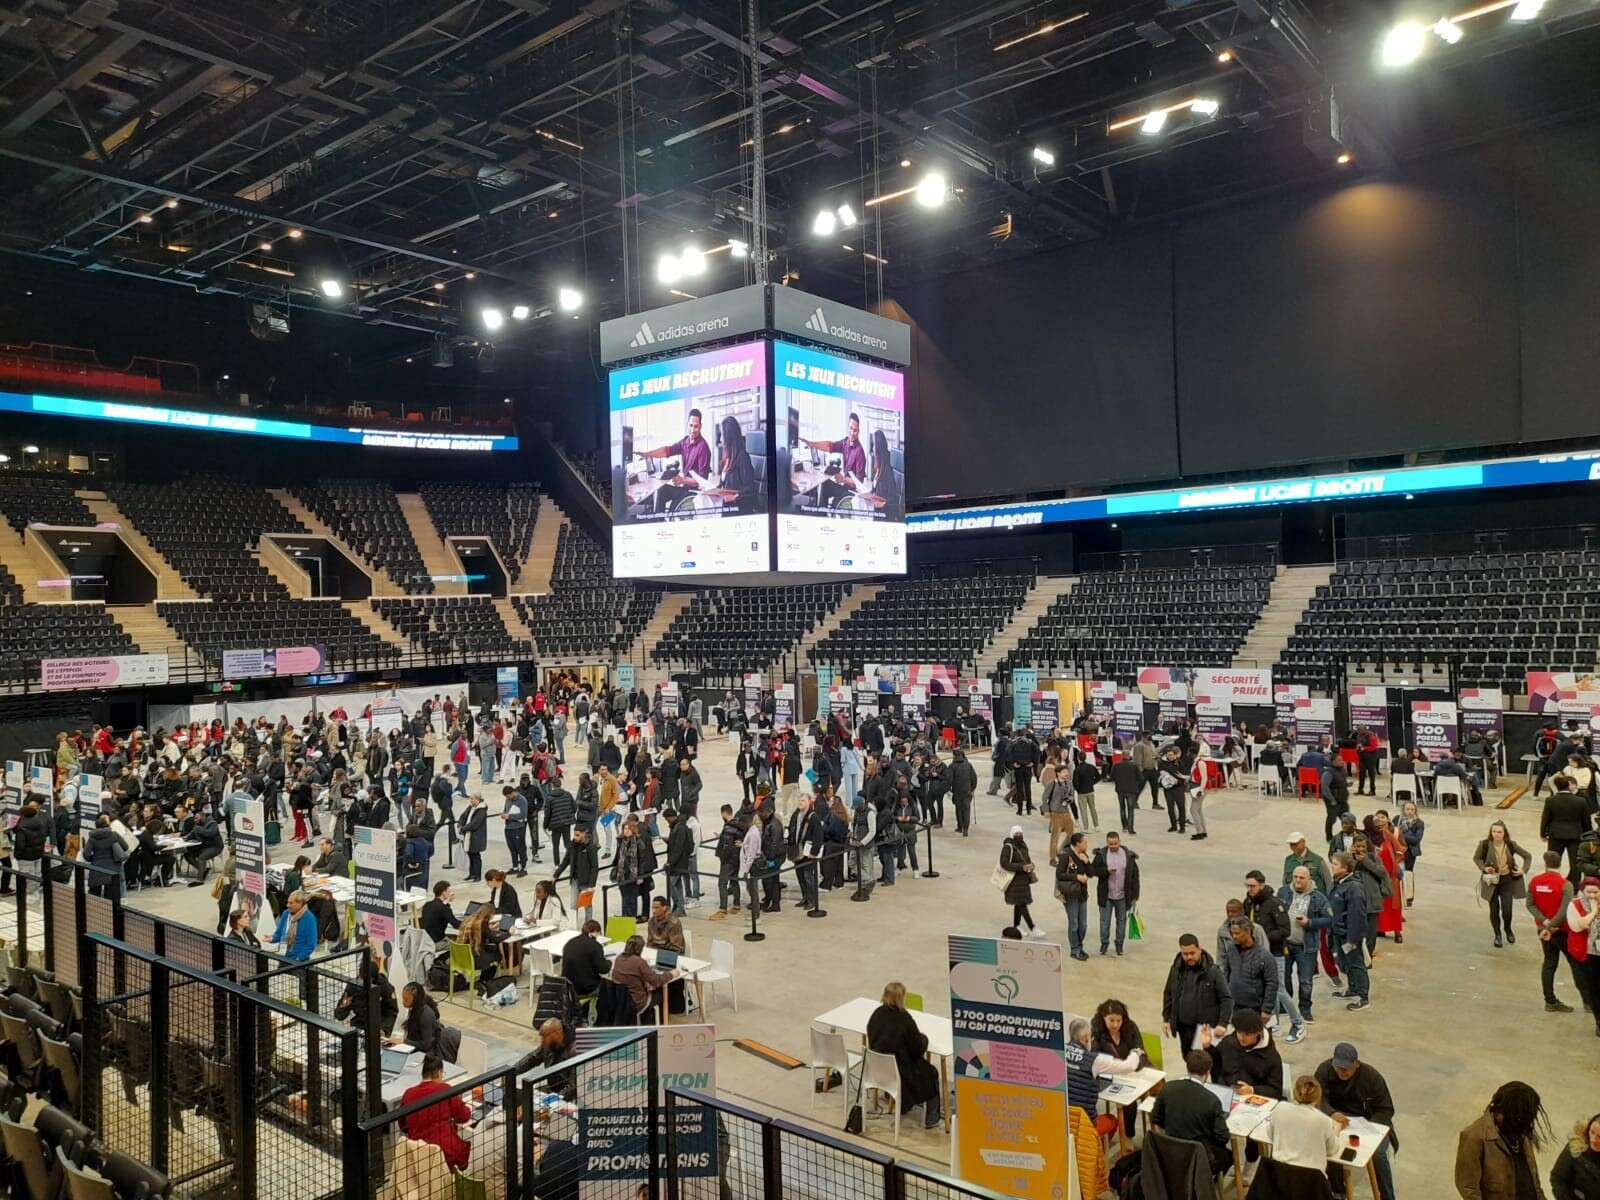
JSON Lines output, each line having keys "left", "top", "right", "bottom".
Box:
{"left": 1528, "top": 850, "right": 1584, "bottom": 1014}
{"left": 400, "top": 1055, "right": 472, "bottom": 1170}
{"left": 1563, "top": 876, "right": 1600, "bottom": 1039}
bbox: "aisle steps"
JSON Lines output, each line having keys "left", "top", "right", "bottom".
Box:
{"left": 1232, "top": 563, "right": 1334, "bottom": 669}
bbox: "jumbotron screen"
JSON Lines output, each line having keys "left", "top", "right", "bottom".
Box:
{"left": 608, "top": 341, "right": 770, "bottom": 577}
{"left": 775, "top": 340, "right": 906, "bottom": 574}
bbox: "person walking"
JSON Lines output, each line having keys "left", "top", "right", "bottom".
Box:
{"left": 1527, "top": 850, "right": 1585, "bottom": 1013}
{"left": 1244, "top": 868, "right": 1304, "bottom": 1043}
{"left": 1055, "top": 832, "right": 1093, "bottom": 960}
{"left": 1542, "top": 777, "right": 1591, "bottom": 881}
{"left": 1321, "top": 756, "right": 1352, "bottom": 842}
{"left": 949, "top": 748, "right": 977, "bottom": 836}
{"left": 1131, "top": 732, "right": 1161, "bottom": 811}
{"left": 1474, "top": 819, "right": 1535, "bottom": 949}
{"left": 1111, "top": 751, "right": 1140, "bottom": 834}
{"left": 1158, "top": 746, "right": 1188, "bottom": 833}
{"left": 1091, "top": 831, "right": 1138, "bottom": 957}
{"left": 1000, "top": 826, "right": 1040, "bottom": 937}
{"left": 1328, "top": 852, "right": 1372, "bottom": 1011}
{"left": 1071, "top": 751, "right": 1100, "bottom": 833}
{"left": 1160, "top": 933, "right": 1232, "bottom": 1054}
{"left": 1453, "top": 1080, "right": 1550, "bottom": 1200}
{"left": 1220, "top": 916, "right": 1279, "bottom": 1029}
{"left": 1041, "top": 760, "right": 1075, "bottom": 863}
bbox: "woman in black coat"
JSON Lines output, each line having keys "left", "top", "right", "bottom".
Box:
{"left": 866, "top": 982, "right": 943, "bottom": 1128}
{"left": 1000, "top": 826, "right": 1037, "bottom": 935}
{"left": 1553, "top": 1112, "right": 1600, "bottom": 1200}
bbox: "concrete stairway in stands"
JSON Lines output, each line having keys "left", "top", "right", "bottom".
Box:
{"left": 109, "top": 604, "right": 196, "bottom": 669}
{"left": 625, "top": 592, "right": 693, "bottom": 670}
{"left": 74, "top": 491, "right": 198, "bottom": 599}
{"left": 787, "top": 584, "right": 883, "bottom": 672}
{"left": 269, "top": 489, "right": 406, "bottom": 596}
{"left": 0, "top": 523, "right": 49, "bottom": 602}
{"left": 491, "top": 597, "right": 534, "bottom": 652}
{"left": 343, "top": 599, "right": 410, "bottom": 652}
{"left": 395, "top": 493, "right": 467, "bottom": 595}
{"left": 522, "top": 501, "right": 566, "bottom": 591}
{"left": 973, "top": 575, "right": 1078, "bottom": 678}
{"left": 1232, "top": 563, "right": 1334, "bottom": 670}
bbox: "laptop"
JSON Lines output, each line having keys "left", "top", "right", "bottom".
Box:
{"left": 381, "top": 1048, "right": 412, "bottom": 1075}
{"left": 653, "top": 948, "right": 680, "bottom": 970}
{"left": 496, "top": 913, "right": 517, "bottom": 932}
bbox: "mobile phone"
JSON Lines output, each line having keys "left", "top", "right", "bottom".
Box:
{"left": 1339, "top": 1148, "right": 1358, "bottom": 1163}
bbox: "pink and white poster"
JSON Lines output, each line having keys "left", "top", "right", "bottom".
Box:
{"left": 1410, "top": 700, "right": 1459, "bottom": 762}
{"left": 1347, "top": 686, "right": 1390, "bottom": 753}
{"left": 41, "top": 652, "right": 169, "bottom": 692}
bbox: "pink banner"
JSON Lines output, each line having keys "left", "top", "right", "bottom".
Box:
{"left": 41, "top": 653, "right": 168, "bottom": 692}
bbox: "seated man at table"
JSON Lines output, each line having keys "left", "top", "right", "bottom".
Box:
{"left": 268, "top": 890, "right": 319, "bottom": 962}
{"left": 334, "top": 948, "right": 398, "bottom": 1037}
{"left": 313, "top": 836, "right": 348, "bottom": 878}
{"left": 1150, "top": 1048, "right": 1232, "bottom": 1176}
{"left": 420, "top": 880, "right": 462, "bottom": 943}
{"left": 1314, "top": 1042, "right": 1397, "bottom": 1200}
{"left": 527, "top": 1017, "right": 576, "bottom": 1100}
{"left": 561, "top": 920, "right": 609, "bottom": 1001}
{"left": 1210, "top": 1010, "right": 1284, "bottom": 1100}
{"left": 182, "top": 810, "right": 225, "bottom": 885}
{"left": 645, "top": 895, "right": 686, "bottom": 953}
{"left": 400, "top": 1055, "right": 472, "bottom": 1171}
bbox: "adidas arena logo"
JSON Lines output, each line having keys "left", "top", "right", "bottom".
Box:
{"left": 801, "top": 306, "right": 889, "bottom": 351}
{"left": 628, "top": 314, "right": 732, "bottom": 349}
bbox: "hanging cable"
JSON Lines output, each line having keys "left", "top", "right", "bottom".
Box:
{"left": 746, "top": 0, "right": 768, "bottom": 284}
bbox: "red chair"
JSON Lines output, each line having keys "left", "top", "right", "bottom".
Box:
{"left": 939, "top": 726, "right": 958, "bottom": 750}
{"left": 1203, "top": 759, "right": 1226, "bottom": 789}
{"left": 1296, "top": 766, "right": 1321, "bottom": 797}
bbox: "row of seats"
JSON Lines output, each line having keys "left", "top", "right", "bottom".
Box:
{"left": 516, "top": 524, "right": 659, "bottom": 659}
{"left": 812, "top": 573, "right": 1035, "bottom": 673}
{"left": 156, "top": 600, "right": 399, "bottom": 669}
{"left": 293, "top": 480, "right": 432, "bottom": 594}
{"left": 0, "top": 472, "right": 95, "bottom": 534}
{"left": 0, "top": 604, "right": 136, "bottom": 682}
{"left": 418, "top": 482, "right": 539, "bottom": 585}
{"left": 371, "top": 596, "right": 533, "bottom": 657}
{"left": 656, "top": 583, "right": 851, "bottom": 672}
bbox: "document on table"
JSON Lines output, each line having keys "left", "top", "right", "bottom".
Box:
{"left": 1342, "top": 1116, "right": 1388, "bottom": 1145}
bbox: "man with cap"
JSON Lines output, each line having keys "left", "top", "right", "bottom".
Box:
{"left": 1314, "top": 1043, "right": 1397, "bottom": 1200}
{"left": 1283, "top": 832, "right": 1332, "bottom": 895}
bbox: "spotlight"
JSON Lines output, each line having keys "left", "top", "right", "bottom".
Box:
{"left": 812, "top": 209, "right": 837, "bottom": 237}
{"left": 22, "top": 445, "right": 39, "bottom": 455}
{"left": 1216, "top": 49, "right": 1233, "bottom": 63}
{"left": 899, "top": 157, "right": 911, "bottom": 167}
{"left": 0, "top": 455, "right": 8, "bottom": 463}
{"left": 1509, "top": 0, "right": 1545, "bottom": 18}
{"left": 679, "top": 246, "right": 707, "bottom": 276}
{"left": 836, "top": 203, "right": 858, "bottom": 228}
{"left": 1140, "top": 110, "right": 1169, "bottom": 135}
{"left": 557, "top": 287, "right": 584, "bottom": 312}
{"left": 1431, "top": 17, "right": 1463, "bottom": 42}
{"left": 727, "top": 238, "right": 749, "bottom": 258}
{"left": 914, "top": 172, "right": 948, "bottom": 208}
{"left": 657, "top": 254, "right": 682, "bottom": 285}
{"left": 511, "top": 304, "right": 530, "bottom": 320}
{"left": 164, "top": 198, "right": 178, "bottom": 209}
{"left": 259, "top": 241, "right": 273, "bottom": 251}
{"left": 1380, "top": 21, "right": 1427, "bottom": 68}
{"left": 287, "top": 228, "right": 302, "bottom": 239}
{"left": 480, "top": 306, "right": 504, "bottom": 332}
{"left": 433, "top": 282, "right": 446, "bottom": 291}
{"left": 1336, "top": 152, "right": 1353, "bottom": 165}
{"left": 137, "top": 214, "right": 154, "bottom": 224}
{"left": 1031, "top": 146, "right": 1056, "bottom": 166}
{"left": 464, "top": 271, "right": 476, "bottom": 280}
{"left": 1190, "top": 97, "right": 1220, "bottom": 117}
{"left": 318, "top": 278, "right": 344, "bottom": 298}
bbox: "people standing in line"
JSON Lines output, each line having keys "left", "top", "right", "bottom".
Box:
{"left": 1321, "top": 754, "right": 1352, "bottom": 842}
{"left": 1161, "top": 933, "right": 1232, "bottom": 1054}
{"left": 1328, "top": 852, "right": 1372, "bottom": 1011}
{"left": 1055, "top": 831, "right": 1093, "bottom": 961}
{"left": 949, "top": 748, "right": 977, "bottom": 837}
{"left": 1284, "top": 832, "right": 1333, "bottom": 894}
{"left": 1330, "top": 811, "right": 1360, "bottom": 859}
{"left": 1351, "top": 835, "right": 1392, "bottom": 954}
{"left": 499, "top": 785, "right": 529, "bottom": 877}
{"left": 1000, "top": 825, "right": 1039, "bottom": 938}
{"left": 1551, "top": 1112, "right": 1600, "bottom": 1199}
{"left": 1278, "top": 864, "right": 1332, "bottom": 1028}
{"left": 1542, "top": 777, "right": 1592, "bottom": 881}
{"left": 1221, "top": 916, "right": 1279, "bottom": 1033}
{"left": 1244, "top": 868, "right": 1304, "bottom": 1043}
{"left": 1315, "top": 1043, "right": 1398, "bottom": 1200}
{"left": 1453, "top": 1081, "right": 1549, "bottom": 1200}
{"left": 1527, "top": 850, "right": 1584, "bottom": 1014}
{"left": 461, "top": 793, "right": 488, "bottom": 882}
{"left": 788, "top": 793, "right": 823, "bottom": 913}
{"left": 710, "top": 805, "right": 744, "bottom": 920}
{"left": 1091, "top": 831, "right": 1138, "bottom": 957}
{"left": 564, "top": 826, "right": 598, "bottom": 927}
{"left": 1475, "top": 819, "right": 1535, "bottom": 949}
{"left": 1396, "top": 802, "right": 1426, "bottom": 907}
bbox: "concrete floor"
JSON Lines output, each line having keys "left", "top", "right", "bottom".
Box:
{"left": 129, "top": 734, "right": 1600, "bottom": 1197}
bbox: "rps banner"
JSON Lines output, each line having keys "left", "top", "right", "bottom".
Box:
{"left": 1294, "top": 697, "right": 1336, "bottom": 750}
{"left": 1114, "top": 692, "right": 1144, "bottom": 746}
{"left": 353, "top": 825, "right": 398, "bottom": 954}
{"left": 773, "top": 683, "right": 795, "bottom": 729}
{"left": 1458, "top": 688, "right": 1504, "bottom": 740}
{"left": 1192, "top": 668, "right": 1273, "bottom": 706}
{"left": 1028, "top": 690, "right": 1059, "bottom": 738}
{"left": 1194, "top": 700, "right": 1231, "bottom": 748}
{"left": 1275, "top": 684, "right": 1309, "bottom": 741}
{"left": 1411, "top": 700, "right": 1459, "bottom": 762}
{"left": 1011, "top": 668, "right": 1039, "bottom": 729}
{"left": 1347, "top": 686, "right": 1390, "bottom": 753}
{"left": 902, "top": 685, "right": 928, "bottom": 726}
{"left": 233, "top": 797, "right": 268, "bottom": 925}
{"left": 949, "top": 934, "right": 1071, "bottom": 1200}
{"left": 575, "top": 1024, "right": 717, "bottom": 1182}
{"left": 1089, "top": 680, "right": 1117, "bottom": 725}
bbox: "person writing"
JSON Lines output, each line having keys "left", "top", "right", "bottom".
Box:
{"left": 610, "top": 935, "right": 678, "bottom": 1022}
{"left": 421, "top": 881, "right": 462, "bottom": 943}
{"left": 399, "top": 1055, "right": 472, "bottom": 1171}
{"left": 1150, "top": 1049, "right": 1232, "bottom": 1176}
{"left": 867, "top": 982, "right": 944, "bottom": 1130}
{"left": 1264, "top": 1075, "right": 1342, "bottom": 1170}
{"left": 389, "top": 983, "right": 446, "bottom": 1056}
{"left": 1211, "top": 1010, "right": 1284, "bottom": 1100}
{"left": 1315, "top": 1043, "right": 1398, "bottom": 1200}
{"left": 560, "top": 919, "right": 610, "bottom": 1001}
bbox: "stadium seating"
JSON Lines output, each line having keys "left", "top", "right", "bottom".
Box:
{"left": 419, "top": 482, "right": 540, "bottom": 584}
{"left": 1277, "top": 549, "right": 1600, "bottom": 688}
{"left": 292, "top": 480, "right": 433, "bottom": 593}
{"left": 157, "top": 598, "right": 400, "bottom": 668}
{"left": 0, "top": 602, "right": 137, "bottom": 682}
{"left": 0, "top": 471, "right": 96, "bottom": 532}
{"left": 656, "top": 584, "right": 851, "bottom": 672}
{"left": 1001, "top": 563, "right": 1271, "bottom": 682}
{"left": 0, "top": 562, "right": 21, "bottom": 607}
{"left": 371, "top": 596, "right": 533, "bottom": 658}
{"left": 812, "top": 571, "right": 1034, "bottom": 673}
{"left": 515, "top": 523, "right": 658, "bottom": 659}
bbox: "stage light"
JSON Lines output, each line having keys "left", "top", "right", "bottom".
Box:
{"left": 318, "top": 278, "right": 344, "bottom": 298}
{"left": 1216, "top": 49, "right": 1233, "bottom": 62}
{"left": 0, "top": 455, "right": 9, "bottom": 463}
{"left": 727, "top": 238, "right": 748, "bottom": 258}
{"left": 221, "top": 373, "right": 231, "bottom": 381}
{"left": 557, "top": 287, "right": 584, "bottom": 312}
{"left": 165, "top": 198, "right": 178, "bottom": 209}
{"left": 22, "top": 445, "right": 38, "bottom": 455}
{"left": 1190, "top": 97, "right": 1219, "bottom": 117}
{"left": 259, "top": 241, "right": 273, "bottom": 251}
{"left": 511, "top": 304, "right": 531, "bottom": 320}
{"left": 1380, "top": 21, "right": 1427, "bottom": 67}
{"left": 1431, "top": 17, "right": 1464, "bottom": 42}
{"left": 1140, "top": 110, "right": 1169, "bottom": 135}
{"left": 1509, "top": 0, "right": 1544, "bottom": 18}
{"left": 657, "top": 254, "right": 682, "bottom": 285}
{"left": 137, "top": 214, "right": 153, "bottom": 224}
{"left": 812, "top": 209, "right": 837, "bottom": 237}
{"left": 464, "top": 271, "right": 476, "bottom": 280}
{"left": 914, "top": 172, "right": 948, "bottom": 208}
{"left": 287, "top": 228, "right": 302, "bottom": 239}
{"left": 1031, "top": 146, "right": 1056, "bottom": 166}
{"left": 1336, "top": 152, "right": 1353, "bottom": 165}
{"left": 433, "top": 282, "right": 446, "bottom": 291}
{"left": 836, "top": 203, "right": 858, "bottom": 228}
{"left": 680, "top": 245, "right": 707, "bottom": 276}
{"left": 480, "top": 306, "right": 505, "bottom": 332}
{"left": 899, "top": 157, "right": 911, "bottom": 167}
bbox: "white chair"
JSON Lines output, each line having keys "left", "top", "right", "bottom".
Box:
{"left": 456, "top": 1035, "right": 488, "bottom": 1077}
{"left": 1434, "top": 776, "right": 1464, "bottom": 812}
{"left": 1391, "top": 779, "right": 1416, "bottom": 807}
{"left": 862, "top": 1049, "right": 903, "bottom": 1146}
{"left": 808, "top": 1028, "right": 862, "bottom": 1116}
{"left": 696, "top": 939, "right": 737, "bottom": 1012}
{"left": 1257, "top": 772, "right": 1278, "bottom": 798}
{"left": 1281, "top": 1062, "right": 1292, "bottom": 1099}
{"left": 682, "top": 928, "right": 694, "bottom": 957}
{"left": 528, "top": 947, "right": 556, "bottom": 983}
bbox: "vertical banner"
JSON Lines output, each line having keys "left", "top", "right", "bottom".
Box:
{"left": 1012, "top": 668, "right": 1039, "bottom": 729}
{"left": 902, "top": 685, "right": 928, "bottom": 726}
{"left": 743, "top": 672, "right": 763, "bottom": 718}
{"left": 1028, "top": 690, "right": 1059, "bottom": 737}
{"left": 496, "top": 666, "right": 520, "bottom": 703}
{"left": 1346, "top": 686, "right": 1391, "bottom": 755}
{"left": 966, "top": 678, "right": 994, "bottom": 725}
{"left": 828, "top": 684, "right": 855, "bottom": 721}
{"left": 1275, "top": 684, "right": 1308, "bottom": 741}
{"left": 29, "top": 766, "right": 50, "bottom": 801}
{"left": 1113, "top": 692, "right": 1144, "bottom": 746}
{"left": 660, "top": 682, "right": 681, "bottom": 718}
{"left": 234, "top": 797, "right": 267, "bottom": 924}
{"left": 1410, "top": 700, "right": 1459, "bottom": 762}
{"left": 1459, "top": 688, "right": 1505, "bottom": 741}
{"left": 1194, "top": 699, "right": 1231, "bottom": 748}
{"left": 616, "top": 663, "right": 636, "bottom": 693}
{"left": 2, "top": 761, "right": 21, "bottom": 833}
{"left": 1295, "top": 697, "right": 1336, "bottom": 749}
{"left": 574, "top": 1024, "right": 717, "bottom": 1184}
{"left": 353, "top": 825, "right": 398, "bottom": 956}
{"left": 950, "top": 934, "right": 1071, "bottom": 1200}
{"left": 815, "top": 665, "right": 833, "bottom": 696}
{"left": 773, "top": 683, "right": 795, "bottom": 729}
{"left": 1089, "top": 681, "right": 1117, "bottom": 725}
{"left": 78, "top": 771, "right": 104, "bottom": 836}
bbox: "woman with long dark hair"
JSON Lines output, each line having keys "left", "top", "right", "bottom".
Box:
{"left": 862, "top": 428, "right": 901, "bottom": 519}
{"left": 707, "top": 415, "right": 760, "bottom": 513}
{"left": 1453, "top": 1081, "right": 1549, "bottom": 1200}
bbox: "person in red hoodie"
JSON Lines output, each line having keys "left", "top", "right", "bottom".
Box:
{"left": 1528, "top": 850, "right": 1583, "bottom": 1014}
{"left": 400, "top": 1055, "right": 472, "bottom": 1170}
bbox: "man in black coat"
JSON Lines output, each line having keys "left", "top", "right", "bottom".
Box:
{"left": 1541, "top": 776, "right": 1592, "bottom": 879}
{"left": 560, "top": 919, "right": 609, "bottom": 997}
{"left": 1315, "top": 1043, "right": 1398, "bottom": 1200}
{"left": 1151, "top": 1048, "right": 1232, "bottom": 1175}
{"left": 1161, "top": 935, "right": 1234, "bottom": 1055}
{"left": 949, "top": 749, "right": 978, "bottom": 835}
{"left": 663, "top": 809, "right": 695, "bottom": 915}
{"left": 1008, "top": 730, "right": 1038, "bottom": 815}
{"left": 462, "top": 794, "right": 488, "bottom": 881}
{"left": 1209, "top": 1010, "right": 1284, "bottom": 1099}
{"left": 787, "top": 794, "right": 823, "bottom": 912}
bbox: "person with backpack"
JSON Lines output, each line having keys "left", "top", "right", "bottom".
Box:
{"left": 710, "top": 805, "right": 745, "bottom": 920}
{"left": 759, "top": 798, "right": 787, "bottom": 912}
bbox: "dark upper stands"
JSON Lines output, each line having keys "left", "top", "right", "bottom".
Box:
{"left": 419, "top": 482, "right": 539, "bottom": 584}
{"left": 1001, "top": 563, "right": 1271, "bottom": 682}
{"left": 293, "top": 480, "right": 433, "bottom": 593}
{"left": 0, "top": 472, "right": 95, "bottom": 532}
{"left": 658, "top": 584, "right": 851, "bottom": 672}
{"left": 0, "top": 603, "right": 136, "bottom": 682}
{"left": 371, "top": 596, "right": 533, "bottom": 658}
{"left": 515, "top": 523, "right": 658, "bottom": 659}
{"left": 157, "top": 598, "right": 399, "bottom": 667}
{"left": 812, "top": 571, "right": 1034, "bottom": 673}
{"left": 1278, "top": 550, "right": 1600, "bottom": 687}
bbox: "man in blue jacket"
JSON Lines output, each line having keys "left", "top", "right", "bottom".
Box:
{"left": 1327, "top": 852, "right": 1370, "bottom": 1011}
{"left": 270, "top": 890, "right": 319, "bottom": 962}
{"left": 1278, "top": 865, "right": 1333, "bottom": 1025}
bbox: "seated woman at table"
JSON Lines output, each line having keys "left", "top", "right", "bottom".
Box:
{"left": 609, "top": 935, "right": 678, "bottom": 1022}
{"left": 226, "top": 906, "right": 260, "bottom": 947}
{"left": 335, "top": 948, "right": 399, "bottom": 1037}
{"left": 458, "top": 902, "right": 510, "bottom": 976}
{"left": 1090, "top": 1000, "right": 1150, "bottom": 1135}
{"left": 530, "top": 878, "right": 567, "bottom": 926}
{"left": 866, "top": 981, "right": 943, "bottom": 1130}
{"left": 400, "top": 1055, "right": 472, "bottom": 1171}
{"left": 139, "top": 816, "right": 178, "bottom": 886}
{"left": 390, "top": 982, "right": 444, "bottom": 1055}
{"left": 1263, "top": 1074, "right": 1341, "bottom": 1170}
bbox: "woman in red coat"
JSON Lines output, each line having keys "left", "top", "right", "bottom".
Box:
{"left": 400, "top": 1056, "right": 472, "bottom": 1171}
{"left": 1372, "top": 811, "right": 1406, "bottom": 940}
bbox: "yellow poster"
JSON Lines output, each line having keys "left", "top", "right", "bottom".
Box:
{"left": 1050, "top": 680, "right": 1086, "bottom": 723}
{"left": 955, "top": 1077, "right": 1073, "bottom": 1200}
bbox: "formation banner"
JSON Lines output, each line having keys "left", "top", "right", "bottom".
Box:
{"left": 77, "top": 772, "right": 103, "bottom": 835}
{"left": 41, "top": 652, "right": 168, "bottom": 691}
{"left": 1012, "top": 668, "right": 1039, "bottom": 728}
{"left": 3, "top": 762, "right": 21, "bottom": 832}
{"left": 773, "top": 683, "right": 794, "bottom": 729}
{"left": 1028, "top": 690, "right": 1059, "bottom": 737}
{"left": 1459, "top": 687, "right": 1504, "bottom": 740}
{"left": 575, "top": 1025, "right": 716, "bottom": 1182}
{"left": 1192, "top": 668, "right": 1272, "bottom": 706}
{"left": 1194, "top": 700, "right": 1231, "bottom": 748}
{"left": 1526, "top": 671, "right": 1600, "bottom": 714}
{"left": 1274, "top": 684, "right": 1308, "bottom": 741}
{"left": 353, "top": 825, "right": 398, "bottom": 956}
{"left": 950, "top": 934, "right": 1071, "bottom": 1200}
{"left": 1347, "top": 686, "right": 1390, "bottom": 754}
{"left": 1411, "top": 700, "right": 1459, "bottom": 761}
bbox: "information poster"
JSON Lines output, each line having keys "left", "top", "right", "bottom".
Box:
{"left": 370, "top": 700, "right": 406, "bottom": 736}
{"left": 902, "top": 685, "right": 928, "bottom": 727}
{"left": 949, "top": 935, "right": 1071, "bottom": 1200}
{"left": 966, "top": 678, "right": 994, "bottom": 726}
{"left": 1088, "top": 681, "right": 1117, "bottom": 726}
{"left": 1275, "top": 684, "right": 1308, "bottom": 741}
{"left": 828, "top": 684, "right": 854, "bottom": 721}
{"left": 1458, "top": 688, "right": 1504, "bottom": 741}
{"left": 1012, "top": 668, "right": 1039, "bottom": 729}
{"left": 78, "top": 772, "right": 104, "bottom": 835}
{"left": 616, "top": 663, "right": 636, "bottom": 693}
{"left": 496, "top": 666, "right": 520, "bottom": 704}
{"left": 1526, "top": 671, "right": 1600, "bottom": 714}
{"left": 661, "top": 682, "right": 681, "bottom": 719}
{"left": 1411, "top": 700, "right": 1459, "bottom": 762}
{"left": 1194, "top": 699, "right": 1231, "bottom": 748}
{"left": 1295, "top": 697, "right": 1336, "bottom": 750}
{"left": 773, "top": 683, "right": 795, "bottom": 730}
{"left": 1028, "top": 690, "right": 1058, "bottom": 738}
{"left": 2, "top": 761, "right": 22, "bottom": 830}
{"left": 29, "top": 765, "right": 50, "bottom": 802}
{"left": 353, "top": 825, "right": 398, "bottom": 956}
{"left": 1113, "top": 692, "right": 1143, "bottom": 746}
{"left": 1136, "top": 665, "right": 1190, "bottom": 703}
{"left": 743, "top": 673, "right": 763, "bottom": 719}
{"left": 1192, "top": 668, "right": 1273, "bottom": 706}
{"left": 234, "top": 797, "right": 267, "bottom": 924}
{"left": 574, "top": 1024, "right": 717, "bottom": 1185}
{"left": 1346, "top": 686, "right": 1390, "bottom": 756}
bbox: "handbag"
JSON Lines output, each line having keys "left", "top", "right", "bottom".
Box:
{"left": 989, "top": 864, "right": 1013, "bottom": 891}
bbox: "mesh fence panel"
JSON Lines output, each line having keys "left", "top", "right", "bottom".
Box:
{"left": 257, "top": 1019, "right": 352, "bottom": 1200}
{"left": 0, "top": 867, "right": 47, "bottom": 969}
{"left": 777, "top": 1125, "right": 888, "bottom": 1200}
{"left": 667, "top": 1095, "right": 766, "bottom": 1200}
{"left": 49, "top": 876, "right": 77, "bottom": 983}
{"left": 896, "top": 1166, "right": 1011, "bottom": 1200}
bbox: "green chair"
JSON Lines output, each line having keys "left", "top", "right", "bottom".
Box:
{"left": 605, "top": 916, "right": 637, "bottom": 945}
{"left": 454, "top": 1171, "right": 488, "bottom": 1200}
{"left": 904, "top": 991, "right": 925, "bottom": 1012}
{"left": 1141, "top": 1030, "right": 1164, "bottom": 1072}
{"left": 446, "top": 941, "right": 482, "bottom": 1007}
{"left": 348, "top": 860, "right": 357, "bottom": 879}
